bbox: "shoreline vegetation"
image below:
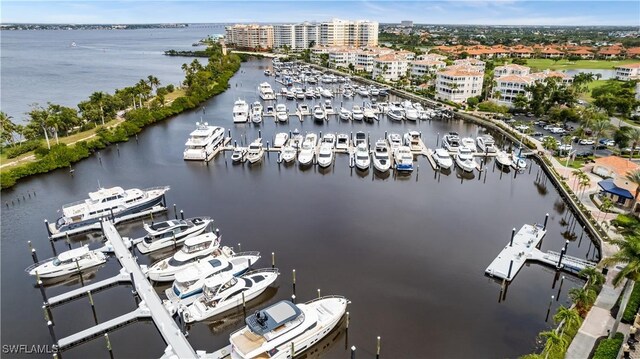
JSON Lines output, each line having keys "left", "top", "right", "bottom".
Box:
{"left": 0, "top": 43, "right": 241, "bottom": 190}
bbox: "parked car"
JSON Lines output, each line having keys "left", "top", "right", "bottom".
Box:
{"left": 532, "top": 131, "right": 543, "bottom": 137}
{"left": 558, "top": 144, "right": 573, "bottom": 152}
{"left": 576, "top": 150, "right": 594, "bottom": 158}
{"left": 515, "top": 125, "right": 529, "bottom": 132}
{"left": 526, "top": 112, "right": 534, "bottom": 117}
{"left": 579, "top": 139, "right": 595, "bottom": 145}
{"left": 550, "top": 127, "right": 565, "bottom": 134}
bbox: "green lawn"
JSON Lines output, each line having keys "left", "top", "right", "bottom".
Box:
{"left": 507, "top": 58, "right": 639, "bottom": 71}
{"left": 580, "top": 79, "right": 609, "bottom": 103}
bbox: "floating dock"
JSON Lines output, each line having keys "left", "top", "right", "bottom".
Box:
{"left": 47, "top": 269, "right": 132, "bottom": 306}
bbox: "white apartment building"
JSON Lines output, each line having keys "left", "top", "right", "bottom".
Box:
{"left": 435, "top": 66, "right": 484, "bottom": 103}
{"left": 492, "top": 66, "right": 573, "bottom": 107}
{"left": 494, "top": 64, "right": 530, "bottom": 78}
{"left": 225, "top": 24, "right": 274, "bottom": 50}
{"left": 319, "top": 19, "right": 378, "bottom": 47}
{"left": 453, "top": 58, "right": 486, "bottom": 73}
{"left": 410, "top": 60, "right": 446, "bottom": 79}
{"left": 295, "top": 22, "right": 320, "bottom": 49}
{"left": 615, "top": 63, "right": 640, "bottom": 81}
{"left": 273, "top": 24, "right": 295, "bottom": 49}
{"left": 417, "top": 53, "right": 447, "bottom": 62}
{"left": 372, "top": 54, "right": 410, "bottom": 82}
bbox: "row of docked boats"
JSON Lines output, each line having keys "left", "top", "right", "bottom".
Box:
{"left": 440, "top": 132, "right": 526, "bottom": 172}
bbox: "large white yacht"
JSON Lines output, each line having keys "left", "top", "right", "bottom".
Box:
{"left": 354, "top": 143, "right": 370, "bottom": 170}
{"left": 456, "top": 147, "right": 478, "bottom": 172}
{"left": 394, "top": 146, "right": 414, "bottom": 172}
{"left": 26, "top": 245, "right": 107, "bottom": 278}
{"left": 183, "top": 123, "right": 225, "bottom": 161}
{"left": 298, "top": 133, "right": 317, "bottom": 166}
{"left": 182, "top": 268, "right": 280, "bottom": 323}
{"left": 403, "top": 131, "right": 421, "bottom": 152}
{"left": 136, "top": 216, "right": 213, "bottom": 254}
{"left": 372, "top": 140, "right": 391, "bottom": 172}
{"left": 223, "top": 296, "right": 349, "bottom": 359}
{"left": 250, "top": 102, "right": 263, "bottom": 124}
{"left": 246, "top": 139, "right": 265, "bottom": 164}
{"left": 275, "top": 104, "right": 288, "bottom": 123}
{"left": 147, "top": 233, "right": 229, "bottom": 282}
{"left": 317, "top": 144, "right": 334, "bottom": 168}
{"left": 477, "top": 135, "right": 497, "bottom": 153}
{"left": 442, "top": 132, "right": 461, "bottom": 152}
{"left": 49, "top": 186, "right": 169, "bottom": 235}
{"left": 387, "top": 133, "right": 402, "bottom": 150}
{"left": 258, "top": 82, "right": 276, "bottom": 101}
{"left": 233, "top": 99, "right": 249, "bottom": 123}
{"left": 433, "top": 148, "right": 453, "bottom": 170}
{"left": 495, "top": 150, "right": 513, "bottom": 168}
{"left": 312, "top": 105, "right": 326, "bottom": 122}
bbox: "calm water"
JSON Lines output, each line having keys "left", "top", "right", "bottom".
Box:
{"left": 1, "top": 32, "right": 601, "bottom": 359}
{"left": 0, "top": 26, "right": 222, "bottom": 122}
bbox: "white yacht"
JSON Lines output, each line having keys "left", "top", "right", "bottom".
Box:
{"left": 477, "top": 135, "right": 497, "bottom": 153}
{"left": 442, "top": 132, "right": 461, "bottom": 152}
{"left": 370, "top": 87, "right": 380, "bottom": 96}
{"left": 354, "top": 131, "right": 367, "bottom": 147}
{"left": 285, "top": 89, "right": 296, "bottom": 100}
{"left": 387, "top": 133, "right": 402, "bottom": 150}
{"left": 461, "top": 137, "right": 476, "bottom": 151}
{"left": 363, "top": 106, "right": 376, "bottom": 122}
{"left": 352, "top": 105, "right": 364, "bottom": 121}
{"left": 433, "top": 148, "right": 453, "bottom": 170}
{"left": 232, "top": 147, "right": 247, "bottom": 163}
{"left": 403, "top": 102, "right": 419, "bottom": 121}
{"left": 323, "top": 100, "right": 334, "bottom": 115}
{"left": 354, "top": 143, "right": 370, "bottom": 170}
{"left": 289, "top": 128, "right": 304, "bottom": 149}
{"left": 182, "top": 268, "right": 280, "bottom": 323}
{"left": 495, "top": 150, "right": 513, "bottom": 168}
{"left": 136, "top": 216, "right": 213, "bottom": 254}
{"left": 233, "top": 99, "right": 249, "bottom": 123}
{"left": 336, "top": 134, "right": 349, "bottom": 150}
{"left": 297, "top": 103, "right": 311, "bottom": 116}
{"left": 295, "top": 87, "right": 305, "bottom": 100}
{"left": 246, "top": 139, "right": 265, "bottom": 164}
{"left": 263, "top": 105, "right": 275, "bottom": 117}
{"left": 321, "top": 133, "right": 336, "bottom": 148}
{"left": 49, "top": 186, "right": 170, "bottom": 236}
{"left": 376, "top": 102, "right": 389, "bottom": 114}
{"left": 312, "top": 105, "right": 326, "bottom": 122}
{"left": 165, "top": 252, "right": 261, "bottom": 302}
{"left": 317, "top": 144, "right": 334, "bottom": 168}
{"left": 339, "top": 107, "right": 352, "bottom": 121}
{"left": 275, "top": 104, "right": 288, "bottom": 123}
{"left": 298, "top": 133, "right": 317, "bottom": 166}
{"left": 372, "top": 140, "right": 391, "bottom": 172}
{"left": 258, "top": 82, "right": 276, "bottom": 101}
{"left": 456, "top": 147, "right": 477, "bottom": 172}
{"left": 403, "top": 131, "right": 421, "bottom": 152}
{"left": 394, "top": 146, "right": 414, "bottom": 172}
{"left": 320, "top": 88, "right": 333, "bottom": 98}
{"left": 250, "top": 102, "right": 263, "bottom": 124}
{"left": 304, "top": 88, "right": 315, "bottom": 99}
{"left": 26, "top": 245, "right": 106, "bottom": 279}
{"left": 274, "top": 133, "right": 289, "bottom": 148}
{"left": 183, "top": 123, "right": 226, "bottom": 161}
{"left": 387, "top": 108, "right": 404, "bottom": 121}
{"left": 280, "top": 145, "right": 297, "bottom": 163}
{"left": 512, "top": 153, "right": 527, "bottom": 170}
{"left": 343, "top": 88, "right": 354, "bottom": 98}
{"left": 356, "top": 86, "right": 370, "bottom": 97}
{"left": 147, "top": 233, "right": 230, "bottom": 282}
{"left": 222, "top": 297, "right": 349, "bottom": 359}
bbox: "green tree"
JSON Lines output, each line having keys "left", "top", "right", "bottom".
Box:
{"left": 579, "top": 266, "right": 605, "bottom": 290}
{"left": 553, "top": 306, "right": 581, "bottom": 336}
{"left": 513, "top": 93, "right": 528, "bottom": 111}
{"left": 147, "top": 75, "right": 160, "bottom": 94}
{"left": 572, "top": 72, "right": 595, "bottom": 94}
{"left": 539, "top": 330, "right": 568, "bottom": 359}
{"left": 568, "top": 286, "right": 597, "bottom": 317}
{"left": 628, "top": 128, "right": 640, "bottom": 159}
{"left": 542, "top": 137, "right": 559, "bottom": 151}
{"left": 0, "top": 112, "right": 18, "bottom": 145}
{"left": 626, "top": 170, "right": 640, "bottom": 213}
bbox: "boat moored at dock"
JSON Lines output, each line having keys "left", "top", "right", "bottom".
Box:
{"left": 394, "top": 146, "right": 414, "bottom": 172}
{"left": 183, "top": 123, "right": 226, "bottom": 161}
{"left": 136, "top": 216, "right": 213, "bottom": 254}
{"left": 246, "top": 139, "right": 265, "bottom": 164}
{"left": 373, "top": 140, "right": 391, "bottom": 172}
{"left": 455, "top": 147, "right": 478, "bottom": 172}
{"left": 233, "top": 99, "right": 249, "bottom": 123}
{"left": 26, "top": 244, "right": 107, "bottom": 278}
{"left": 433, "top": 148, "right": 453, "bottom": 170}
{"left": 477, "top": 135, "right": 497, "bottom": 153}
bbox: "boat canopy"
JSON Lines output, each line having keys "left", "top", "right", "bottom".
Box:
{"left": 58, "top": 245, "right": 90, "bottom": 262}
{"left": 246, "top": 300, "right": 302, "bottom": 336}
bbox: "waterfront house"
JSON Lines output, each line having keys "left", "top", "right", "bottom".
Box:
{"left": 492, "top": 66, "right": 572, "bottom": 107}
{"left": 614, "top": 63, "right": 640, "bottom": 81}
{"left": 592, "top": 156, "right": 640, "bottom": 213}
{"left": 435, "top": 66, "right": 484, "bottom": 104}
{"left": 410, "top": 59, "right": 446, "bottom": 79}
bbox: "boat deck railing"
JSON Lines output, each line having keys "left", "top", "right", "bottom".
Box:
{"left": 143, "top": 185, "right": 170, "bottom": 193}
{"left": 305, "top": 295, "right": 349, "bottom": 304}
{"left": 61, "top": 199, "right": 87, "bottom": 209}
{"left": 233, "top": 251, "right": 261, "bottom": 257}
{"left": 243, "top": 268, "right": 280, "bottom": 276}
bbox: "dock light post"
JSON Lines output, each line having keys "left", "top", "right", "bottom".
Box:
{"left": 47, "top": 320, "right": 57, "bottom": 346}
{"left": 291, "top": 294, "right": 296, "bottom": 304}
{"left": 317, "top": 288, "right": 321, "bottom": 299}
{"left": 43, "top": 304, "right": 54, "bottom": 326}
{"left": 88, "top": 290, "right": 98, "bottom": 324}
{"left": 29, "top": 241, "right": 39, "bottom": 264}
{"left": 545, "top": 295, "right": 554, "bottom": 322}
{"left": 37, "top": 279, "right": 48, "bottom": 304}
{"left": 76, "top": 261, "right": 85, "bottom": 287}
{"left": 242, "top": 292, "right": 246, "bottom": 317}
{"left": 247, "top": 259, "right": 252, "bottom": 271}
{"left": 292, "top": 269, "right": 296, "bottom": 296}
{"left": 578, "top": 226, "right": 585, "bottom": 248}
{"left": 557, "top": 248, "right": 566, "bottom": 269}
{"left": 180, "top": 210, "right": 184, "bottom": 220}
{"left": 271, "top": 252, "right": 275, "bottom": 269}
{"left": 510, "top": 228, "right": 516, "bottom": 247}
{"left": 45, "top": 219, "right": 52, "bottom": 237}
{"left": 508, "top": 260, "right": 514, "bottom": 280}
{"left": 543, "top": 213, "right": 549, "bottom": 231}
{"left": 351, "top": 346, "right": 356, "bottom": 359}
{"left": 173, "top": 204, "right": 177, "bottom": 219}
{"left": 291, "top": 342, "right": 295, "bottom": 357}
{"left": 237, "top": 243, "right": 241, "bottom": 252}
{"left": 376, "top": 336, "right": 381, "bottom": 359}
{"left": 173, "top": 233, "right": 177, "bottom": 250}
{"left": 66, "top": 233, "right": 72, "bottom": 250}
{"left": 105, "top": 333, "right": 114, "bottom": 359}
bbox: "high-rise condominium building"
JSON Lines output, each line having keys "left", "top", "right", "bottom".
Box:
{"left": 273, "top": 19, "right": 378, "bottom": 50}
{"left": 224, "top": 24, "right": 274, "bottom": 50}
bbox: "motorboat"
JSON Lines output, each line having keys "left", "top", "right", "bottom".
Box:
{"left": 336, "top": 134, "right": 349, "bottom": 150}
{"left": 305, "top": 88, "right": 315, "bottom": 99}
{"left": 49, "top": 186, "right": 170, "bottom": 236}
{"left": 394, "top": 146, "right": 414, "bottom": 172}
{"left": 136, "top": 216, "right": 213, "bottom": 254}
{"left": 183, "top": 123, "right": 226, "bottom": 161}
{"left": 363, "top": 105, "right": 376, "bottom": 122}
{"left": 343, "top": 89, "right": 354, "bottom": 98}
{"left": 250, "top": 102, "right": 263, "bottom": 124}
{"left": 354, "top": 143, "right": 370, "bottom": 170}
{"left": 297, "top": 103, "right": 311, "bottom": 116}
{"left": 376, "top": 102, "right": 389, "bottom": 114}
{"left": 387, "top": 133, "right": 402, "bottom": 150}
{"left": 317, "top": 144, "right": 334, "bottom": 168}
{"left": 323, "top": 100, "right": 335, "bottom": 115}
{"left": 280, "top": 146, "right": 297, "bottom": 163}
{"left": 339, "top": 107, "right": 352, "bottom": 121}
{"left": 26, "top": 245, "right": 107, "bottom": 278}
{"left": 356, "top": 86, "right": 369, "bottom": 97}
{"left": 246, "top": 139, "right": 265, "bottom": 164}
{"left": 231, "top": 147, "right": 247, "bottom": 163}
{"left": 298, "top": 133, "right": 317, "bottom": 165}
{"left": 512, "top": 153, "right": 527, "bottom": 170}
{"left": 352, "top": 105, "right": 364, "bottom": 121}
{"left": 403, "top": 131, "right": 421, "bottom": 151}
{"left": 285, "top": 89, "right": 296, "bottom": 100}
{"left": 321, "top": 88, "right": 333, "bottom": 98}
{"left": 379, "top": 88, "right": 389, "bottom": 96}
{"left": 233, "top": 99, "right": 249, "bottom": 123}
{"left": 258, "top": 83, "right": 276, "bottom": 101}
{"left": 456, "top": 147, "right": 477, "bottom": 172}
{"left": 461, "top": 137, "right": 476, "bottom": 151}
{"left": 403, "top": 102, "right": 419, "bottom": 121}
{"left": 263, "top": 70, "right": 271, "bottom": 76}
{"left": 263, "top": 106, "right": 275, "bottom": 117}
{"left": 295, "top": 87, "right": 305, "bottom": 100}
{"left": 433, "top": 148, "right": 453, "bottom": 170}
{"left": 477, "top": 135, "right": 497, "bottom": 153}
{"left": 354, "top": 131, "right": 367, "bottom": 147}
{"left": 289, "top": 128, "right": 303, "bottom": 149}
{"left": 182, "top": 268, "right": 280, "bottom": 323}
{"left": 370, "top": 87, "right": 380, "bottom": 96}
{"left": 442, "top": 132, "right": 461, "bottom": 152}
{"left": 372, "top": 140, "right": 391, "bottom": 172}
{"left": 274, "top": 133, "right": 289, "bottom": 148}
{"left": 223, "top": 297, "right": 349, "bottom": 359}
{"left": 495, "top": 150, "right": 513, "bottom": 168}
{"left": 275, "top": 104, "right": 288, "bottom": 123}
{"left": 313, "top": 105, "right": 326, "bottom": 122}
{"left": 147, "top": 233, "right": 227, "bottom": 282}
{"left": 387, "top": 109, "right": 404, "bottom": 121}
{"left": 165, "top": 252, "right": 261, "bottom": 302}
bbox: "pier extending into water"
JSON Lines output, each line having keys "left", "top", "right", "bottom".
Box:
{"left": 485, "top": 216, "right": 597, "bottom": 282}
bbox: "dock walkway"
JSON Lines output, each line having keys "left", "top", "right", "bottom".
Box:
{"left": 485, "top": 224, "right": 547, "bottom": 281}
{"left": 48, "top": 269, "right": 131, "bottom": 306}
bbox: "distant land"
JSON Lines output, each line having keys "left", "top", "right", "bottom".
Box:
{"left": 0, "top": 23, "right": 191, "bottom": 30}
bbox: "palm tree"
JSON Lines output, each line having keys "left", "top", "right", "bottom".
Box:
{"left": 628, "top": 128, "right": 640, "bottom": 159}
{"left": 579, "top": 176, "right": 591, "bottom": 197}
{"left": 0, "top": 111, "right": 17, "bottom": 146}
{"left": 579, "top": 267, "right": 605, "bottom": 290}
{"left": 89, "top": 91, "right": 107, "bottom": 125}
{"left": 591, "top": 119, "right": 614, "bottom": 155}
{"left": 568, "top": 286, "right": 597, "bottom": 316}
{"left": 626, "top": 170, "right": 640, "bottom": 216}
{"left": 539, "top": 330, "right": 568, "bottom": 359}
{"left": 147, "top": 75, "right": 160, "bottom": 95}
{"left": 554, "top": 306, "right": 581, "bottom": 336}
{"left": 572, "top": 169, "right": 583, "bottom": 190}
{"left": 542, "top": 136, "right": 558, "bottom": 152}
{"left": 599, "top": 197, "right": 614, "bottom": 223}
{"left": 600, "top": 234, "right": 640, "bottom": 338}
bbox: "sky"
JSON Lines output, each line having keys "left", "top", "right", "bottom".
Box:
{"left": 1, "top": 1, "right": 639, "bottom": 26}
